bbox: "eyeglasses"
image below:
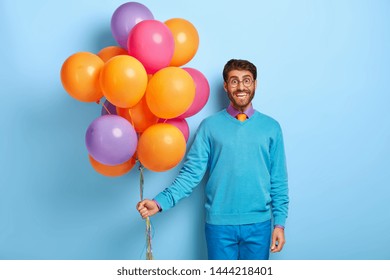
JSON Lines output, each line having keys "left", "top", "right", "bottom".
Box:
{"left": 227, "top": 77, "right": 254, "bottom": 88}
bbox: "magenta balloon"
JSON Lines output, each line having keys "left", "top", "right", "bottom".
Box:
{"left": 127, "top": 20, "right": 174, "bottom": 74}
{"left": 85, "top": 115, "right": 138, "bottom": 165}
{"left": 101, "top": 100, "right": 117, "bottom": 116}
{"left": 179, "top": 68, "right": 210, "bottom": 118}
{"left": 158, "top": 118, "right": 189, "bottom": 142}
{"left": 111, "top": 2, "right": 154, "bottom": 49}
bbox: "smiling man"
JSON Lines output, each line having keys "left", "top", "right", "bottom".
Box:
{"left": 137, "top": 59, "right": 289, "bottom": 260}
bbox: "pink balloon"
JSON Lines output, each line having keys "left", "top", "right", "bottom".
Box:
{"left": 179, "top": 68, "right": 210, "bottom": 118}
{"left": 128, "top": 20, "right": 174, "bottom": 74}
{"left": 158, "top": 118, "right": 189, "bottom": 142}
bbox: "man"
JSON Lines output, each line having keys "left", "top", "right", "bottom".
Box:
{"left": 137, "top": 59, "right": 289, "bottom": 260}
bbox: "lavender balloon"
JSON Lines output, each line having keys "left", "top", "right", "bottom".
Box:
{"left": 111, "top": 2, "right": 154, "bottom": 49}
{"left": 86, "top": 115, "right": 137, "bottom": 166}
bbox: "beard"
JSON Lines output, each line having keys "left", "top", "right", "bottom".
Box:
{"left": 227, "top": 88, "right": 255, "bottom": 111}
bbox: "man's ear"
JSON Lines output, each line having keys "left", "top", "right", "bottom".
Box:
{"left": 223, "top": 82, "right": 228, "bottom": 92}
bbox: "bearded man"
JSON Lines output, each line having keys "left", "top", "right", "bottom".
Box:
{"left": 137, "top": 59, "right": 289, "bottom": 260}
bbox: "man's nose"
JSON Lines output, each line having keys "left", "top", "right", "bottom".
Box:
{"left": 237, "top": 81, "right": 245, "bottom": 89}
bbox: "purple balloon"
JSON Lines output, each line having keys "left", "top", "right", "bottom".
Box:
{"left": 111, "top": 2, "right": 154, "bottom": 49}
{"left": 85, "top": 115, "right": 138, "bottom": 166}
{"left": 101, "top": 100, "right": 117, "bottom": 116}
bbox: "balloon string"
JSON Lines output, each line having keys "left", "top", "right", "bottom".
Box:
{"left": 139, "top": 163, "right": 144, "bottom": 201}
{"left": 145, "top": 217, "right": 153, "bottom": 260}
{"left": 139, "top": 163, "right": 153, "bottom": 260}
{"left": 102, "top": 102, "right": 111, "bottom": 115}
{"left": 96, "top": 99, "right": 111, "bottom": 115}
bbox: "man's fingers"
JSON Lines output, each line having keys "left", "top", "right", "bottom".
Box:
{"left": 271, "top": 240, "right": 285, "bottom": 253}
{"left": 136, "top": 199, "right": 158, "bottom": 219}
{"left": 270, "top": 239, "right": 277, "bottom": 252}
{"left": 139, "top": 210, "right": 148, "bottom": 219}
{"left": 136, "top": 201, "right": 145, "bottom": 210}
{"left": 271, "top": 243, "right": 280, "bottom": 252}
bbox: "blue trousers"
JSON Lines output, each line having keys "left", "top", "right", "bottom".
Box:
{"left": 205, "top": 220, "right": 271, "bottom": 260}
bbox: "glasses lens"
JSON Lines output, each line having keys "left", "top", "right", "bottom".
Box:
{"left": 243, "top": 78, "right": 252, "bottom": 87}
{"left": 229, "top": 78, "right": 252, "bottom": 87}
{"left": 229, "top": 79, "right": 238, "bottom": 87}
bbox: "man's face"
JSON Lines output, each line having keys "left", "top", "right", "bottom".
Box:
{"left": 224, "top": 70, "right": 257, "bottom": 112}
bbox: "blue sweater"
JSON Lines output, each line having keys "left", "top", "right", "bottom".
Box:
{"left": 154, "top": 109, "right": 289, "bottom": 226}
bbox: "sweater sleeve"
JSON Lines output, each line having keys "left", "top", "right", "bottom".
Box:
{"left": 269, "top": 125, "right": 289, "bottom": 227}
{"left": 154, "top": 122, "right": 210, "bottom": 211}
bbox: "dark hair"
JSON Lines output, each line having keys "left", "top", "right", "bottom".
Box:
{"left": 223, "top": 59, "right": 257, "bottom": 81}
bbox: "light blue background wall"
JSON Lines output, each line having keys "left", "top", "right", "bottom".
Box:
{"left": 1, "top": 0, "right": 389, "bottom": 260}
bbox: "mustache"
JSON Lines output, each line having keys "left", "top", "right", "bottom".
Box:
{"left": 233, "top": 89, "right": 251, "bottom": 95}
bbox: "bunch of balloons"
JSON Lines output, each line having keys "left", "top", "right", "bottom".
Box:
{"left": 60, "top": 2, "right": 210, "bottom": 176}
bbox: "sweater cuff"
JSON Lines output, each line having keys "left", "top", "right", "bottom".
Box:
{"left": 273, "top": 216, "right": 287, "bottom": 227}
{"left": 154, "top": 192, "right": 174, "bottom": 212}
{"left": 274, "top": 225, "right": 285, "bottom": 230}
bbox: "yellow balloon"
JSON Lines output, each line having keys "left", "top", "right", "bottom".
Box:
{"left": 165, "top": 18, "right": 199, "bottom": 67}
{"left": 146, "top": 67, "right": 195, "bottom": 119}
{"left": 100, "top": 55, "right": 148, "bottom": 108}
{"left": 60, "top": 52, "right": 104, "bottom": 102}
{"left": 137, "top": 123, "right": 186, "bottom": 172}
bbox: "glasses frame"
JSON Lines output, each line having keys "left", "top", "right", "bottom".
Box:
{"left": 227, "top": 76, "right": 254, "bottom": 88}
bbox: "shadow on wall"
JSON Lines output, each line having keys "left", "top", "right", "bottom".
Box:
{"left": 92, "top": 25, "right": 118, "bottom": 52}
{"left": 215, "top": 81, "right": 230, "bottom": 111}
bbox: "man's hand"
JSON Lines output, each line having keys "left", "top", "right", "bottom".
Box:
{"left": 270, "top": 227, "right": 286, "bottom": 253}
{"left": 137, "top": 199, "right": 160, "bottom": 219}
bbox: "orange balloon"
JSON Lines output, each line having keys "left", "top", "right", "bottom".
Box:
{"left": 137, "top": 123, "right": 186, "bottom": 172}
{"left": 116, "top": 107, "right": 133, "bottom": 123}
{"left": 165, "top": 18, "right": 199, "bottom": 67}
{"left": 60, "top": 52, "right": 104, "bottom": 102}
{"left": 116, "top": 97, "right": 158, "bottom": 133}
{"left": 89, "top": 154, "right": 136, "bottom": 177}
{"left": 146, "top": 67, "right": 195, "bottom": 119}
{"left": 97, "top": 46, "right": 128, "bottom": 62}
{"left": 100, "top": 55, "right": 148, "bottom": 108}
{"left": 129, "top": 97, "right": 159, "bottom": 133}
